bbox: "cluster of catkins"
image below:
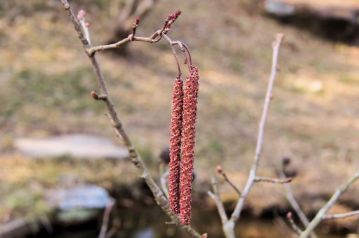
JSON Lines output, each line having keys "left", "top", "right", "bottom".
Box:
{"left": 168, "top": 65, "right": 199, "bottom": 225}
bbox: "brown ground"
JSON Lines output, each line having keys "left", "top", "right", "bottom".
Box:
{"left": 0, "top": 0, "right": 358, "bottom": 227}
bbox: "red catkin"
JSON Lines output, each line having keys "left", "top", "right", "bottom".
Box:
{"left": 168, "top": 77, "right": 184, "bottom": 214}
{"left": 180, "top": 66, "right": 199, "bottom": 225}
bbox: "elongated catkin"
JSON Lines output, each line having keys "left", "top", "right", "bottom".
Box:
{"left": 168, "top": 76, "right": 184, "bottom": 214}
{"left": 180, "top": 66, "right": 199, "bottom": 225}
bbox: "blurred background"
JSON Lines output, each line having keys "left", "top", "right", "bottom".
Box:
{"left": 0, "top": 0, "right": 358, "bottom": 237}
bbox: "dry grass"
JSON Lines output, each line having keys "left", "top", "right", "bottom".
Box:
{"left": 0, "top": 0, "right": 358, "bottom": 222}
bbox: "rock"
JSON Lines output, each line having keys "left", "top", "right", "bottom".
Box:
{"left": 56, "top": 209, "right": 100, "bottom": 225}
{"left": 265, "top": 0, "right": 359, "bottom": 21}
{"left": 265, "top": 0, "right": 295, "bottom": 17}
{"left": 264, "top": 0, "right": 359, "bottom": 43}
{"left": 135, "top": 228, "right": 155, "bottom": 238}
{"left": 48, "top": 185, "right": 113, "bottom": 210}
{"left": 48, "top": 185, "right": 114, "bottom": 225}
{"left": 14, "top": 134, "right": 128, "bottom": 159}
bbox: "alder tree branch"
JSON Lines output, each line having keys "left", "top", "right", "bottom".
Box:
{"left": 280, "top": 171, "right": 318, "bottom": 238}
{"left": 58, "top": 1, "right": 201, "bottom": 237}
{"left": 208, "top": 177, "right": 235, "bottom": 238}
{"left": 86, "top": 10, "right": 181, "bottom": 56}
{"left": 208, "top": 177, "right": 229, "bottom": 225}
{"left": 229, "top": 33, "right": 284, "bottom": 224}
{"left": 300, "top": 171, "right": 359, "bottom": 238}
{"left": 284, "top": 181, "right": 310, "bottom": 227}
{"left": 209, "top": 33, "right": 285, "bottom": 238}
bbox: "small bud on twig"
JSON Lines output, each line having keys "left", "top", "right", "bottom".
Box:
{"left": 77, "top": 9, "right": 86, "bottom": 20}
{"left": 131, "top": 17, "right": 141, "bottom": 41}
{"left": 216, "top": 165, "right": 223, "bottom": 175}
{"left": 91, "top": 90, "right": 99, "bottom": 100}
{"left": 91, "top": 90, "right": 107, "bottom": 101}
{"left": 77, "top": 9, "right": 91, "bottom": 44}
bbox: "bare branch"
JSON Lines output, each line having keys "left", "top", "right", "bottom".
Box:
{"left": 208, "top": 177, "right": 228, "bottom": 225}
{"left": 86, "top": 10, "right": 181, "bottom": 56}
{"left": 209, "top": 34, "right": 284, "bottom": 238}
{"left": 254, "top": 176, "right": 292, "bottom": 184}
{"left": 58, "top": 1, "right": 201, "bottom": 237}
{"left": 216, "top": 165, "right": 241, "bottom": 196}
{"left": 280, "top": 172, "right": 318, "bottom": 238}
{"left": 229, "top": 33, "right": 284, "bottom": 224}
{"left": 300, "top": 171, "right": 359, "bottom": 238}
{"left": 324, "top": 210, "right": 359, "bottom": 220}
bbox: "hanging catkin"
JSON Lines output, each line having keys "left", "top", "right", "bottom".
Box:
{"left": 180, "top": 65, "right": 199, "bottom": 225}
{"left": 168, "top": 76, "right": 184, "bottom": 214}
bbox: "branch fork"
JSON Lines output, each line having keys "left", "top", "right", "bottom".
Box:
{"left": 209, "top": 34, "right": 285, "bottom": 238}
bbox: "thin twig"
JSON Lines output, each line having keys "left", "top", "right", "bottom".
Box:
{"left": 58, "top": 1, "right": 201, "bottom": 237}
{"left": 130, "top": 17, "right": 140, "bottom": 41}
{"left": 286, "top": 212, "right": 302, "bottom": 235}
{"left": 254, "top": 176, "right": 292, "bottom": 184}
{"left": 163, "top": 34, "right": 182, "bottom": 78}
{"left": 208, "top": 177, "right": 228, "bottom": 224}
{"left": 208, "top": 177, "right": 235, "bottom": 238}
{"left": 211, "top": 34, "right": 284, "bottom": 238}
{"left": 300, "top": 171, "right": 359, "bottom": 238}
{"left": 99, "top": 200, "right": 115, "bottom": 238}
{"left": 280, "top": 172, "right": 318, "bottom": 238}
{"left": 216, "top": 165, "right": 241, "bottom": 196}
{"left": 283, "top": 180, "right": 310, "bottom": 226}
{"left": 323, "top": 210, "right": 359, "bottom": 220}
{"left": 162, "top": 34, "right": 192, "bottom": 71}
{"left": 229, "top": 33, "right": 284, "bottom": 224}
{"left": 86, "top": 11, "right": 181, "bottom": 56}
